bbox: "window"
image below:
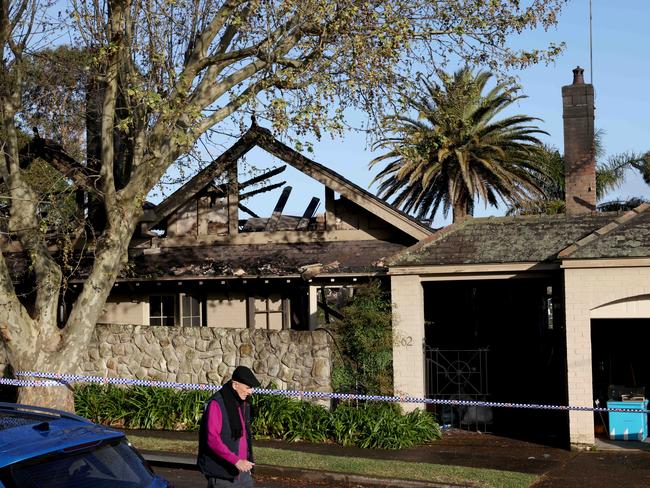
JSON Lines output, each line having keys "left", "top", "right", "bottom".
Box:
{"left": 149, "top": 295, "right": 175, "bottom": 326}
{"left": 181, "top": 294, "right": 202, "bottom": 326}
{"left": 149, "top": 294, "right": 204, "bottom": 326}
{"left": 248, "top": 294, "right": 289, "bottom": 330}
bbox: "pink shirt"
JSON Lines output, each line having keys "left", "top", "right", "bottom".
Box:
{"left": 206, "top": 400, "right": 248, "bottom": 466}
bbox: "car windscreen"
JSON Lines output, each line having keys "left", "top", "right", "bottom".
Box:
{"left": 2, "top": 438, "right": 156, "bottom": 488}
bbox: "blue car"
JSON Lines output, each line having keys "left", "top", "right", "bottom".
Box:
{"left": 0, "top": 402, "right": 170, "bottom": 487}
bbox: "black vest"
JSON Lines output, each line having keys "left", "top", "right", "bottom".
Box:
{"left": 197, "top": 392, "right": 253, "bottom": 480}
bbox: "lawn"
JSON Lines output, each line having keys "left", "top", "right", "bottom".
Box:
{"left": 127, "top": 434, "right": 538, "bottom": 488}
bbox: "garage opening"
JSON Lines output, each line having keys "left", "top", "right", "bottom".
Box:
{"left": 591, "top": 319, "right": 650, "bottom": 438}
{"left": 423, "top": 277, "right": 568, "bottom": 446}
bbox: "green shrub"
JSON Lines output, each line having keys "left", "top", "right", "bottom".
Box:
{"left": 331, "top": 282, "right": 393, "bottom": 396}
{"left": 330, "top": 402, "right": 441, "bottom": 449}
{"left": 123, "top": 386, "right": 209, "bottom": 430}
{"left": 251, "top": 392, "right": 330, "bottom": 443}
{"left": 287, "top": 401, "right": 331, "bottom": 443}
{"left": 251, "top": 391, "right": 302, "bottom": 439}
{"left": 75, "top": 384, "right": 210, "bottom": 430}
{"left": 75, "top": 384, "right": 130, "bottom": 427}
{"left": 75, "top": 386, "right": 440, "bottom": 449}
{"left": 329, "top": 402, "right": 365, "bottom": 446}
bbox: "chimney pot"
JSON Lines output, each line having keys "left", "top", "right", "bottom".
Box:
{"left": 572, "top": 66, "right": 585, "bottom": 85}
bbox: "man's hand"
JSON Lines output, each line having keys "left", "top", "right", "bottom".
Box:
{"left": 235, "top": 459, "right": 255, "bottom": 472}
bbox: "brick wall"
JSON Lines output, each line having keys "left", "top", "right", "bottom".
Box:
{"left": 564, "top": 264, "right": 650, "bottom": 447}
{"left": 562, "top": 68, "right": 596, "bottom": 215}
{"left": 391, "top": 274, "right": 425, "bottom": 411}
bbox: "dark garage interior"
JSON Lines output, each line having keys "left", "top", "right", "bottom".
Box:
{"left": 591, "top": 318, "right": 650, "bottom": 437}
{"left": 423, "top": 277, "right": 569, "bottom": 445}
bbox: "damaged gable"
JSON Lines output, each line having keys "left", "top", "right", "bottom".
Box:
{"left": 139, "top": 122, "right": 432, "bottom": 244}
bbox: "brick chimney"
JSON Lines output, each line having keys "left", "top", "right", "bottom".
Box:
{"left": 562, "top": 66, "right": 596, "bottom": 214}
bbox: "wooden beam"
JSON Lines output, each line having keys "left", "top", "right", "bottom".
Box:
{"left": 239, "top": 166, "right": 286, "bottom": 189}
{"left": 246, "top": 296, "right": 256, "bottom": 329}
{"left": 227, "top": 162, "right": 239, "bottom": 236}
{"left": 238, "top": 203, "right": 259, "bottom": 218}
{"left": 325, "top": 187, "right": 335, "bottom": 231}
{"left": 282, "top": 298, "right": 291, "bottom": 330}
{"left": 265, "top": 186, "right": 292, "bottom": 232}
{"left": 239, "top": 181, "right": 286, "bottom": 200}
{"left": 296, "top": 197, "right": 320, "bottom": 230}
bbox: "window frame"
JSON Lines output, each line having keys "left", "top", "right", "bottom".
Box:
{"left": 179, "top": 293, "right": 203, "bottom": 327}
{"left": 247, "top": 294, "right": 290, "bottom": 330}
{"left": 148, "top": 294, "right": 176, "bottom": 326}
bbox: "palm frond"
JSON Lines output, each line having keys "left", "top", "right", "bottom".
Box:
{"left": 370, "top": 67, "right": 547, "bottom": 222}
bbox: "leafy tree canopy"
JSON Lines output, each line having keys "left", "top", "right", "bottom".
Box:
{"left": 0, "top": 0, "right": 566, "bottom": 410}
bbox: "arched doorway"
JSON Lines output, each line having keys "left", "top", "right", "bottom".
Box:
{"left": 591, "top": 295, "right": 650, "bottom": 439}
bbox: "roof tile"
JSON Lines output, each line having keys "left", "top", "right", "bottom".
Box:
{"left": 390, "top": 213, "right": 619, "bottom": 266}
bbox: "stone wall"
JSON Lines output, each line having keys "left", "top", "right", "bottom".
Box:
{"left": 1, "top": 325, "right": 332, "bottom": 393}
{"left": 87, "top": 324, "right": 332, "bottom": 392}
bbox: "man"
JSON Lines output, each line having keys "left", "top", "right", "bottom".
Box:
{"left": 198, "top": 366, "right": 261, "bottom": 487}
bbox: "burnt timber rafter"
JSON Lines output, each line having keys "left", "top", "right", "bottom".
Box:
{"left": 239, "top": 165, "right": 287, "bottom": 189}
{"left": 239, "top": 181, "right": 286, "bottom": 200}
{"left": 144, "top": 120, "right": 432, "bottom": 239}
{"left": 296, "top": 197, "right": 320, "bottom": 230}
{"left": 238, "top": 202, "right": 260, "bottom": 218}
{"left": 265, "top": 186, "right": 292, "bottom": 231}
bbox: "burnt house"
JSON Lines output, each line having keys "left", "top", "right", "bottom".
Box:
{"left": 92, "top": 122, "right": 432, "bottom": 330}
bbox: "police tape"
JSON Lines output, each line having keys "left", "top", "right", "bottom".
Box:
{"left": 1, "top": 370, "right": 648, "bottom": 415}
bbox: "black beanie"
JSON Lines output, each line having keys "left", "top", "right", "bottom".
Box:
{"left": 232, "top": 366, "right": 260, "bottom": 388}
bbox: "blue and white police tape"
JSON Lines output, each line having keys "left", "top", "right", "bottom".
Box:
{"left": 2, "top": 370, "right": 648, "bottom": 415}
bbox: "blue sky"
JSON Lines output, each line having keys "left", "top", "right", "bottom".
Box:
{"left": 180, "top": 1, "right": 650, "bottom": 227}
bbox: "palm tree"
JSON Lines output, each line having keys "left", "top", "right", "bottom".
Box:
{"left": 370, "top": 67, "right": 548, "bottom": 223}
{"left": 507, "top": 136, "right": 650, "bottom": 215}
{"left": 631, "top": 151, "right": 650, "bottom": 184}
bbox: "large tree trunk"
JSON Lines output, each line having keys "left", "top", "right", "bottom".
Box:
{"left": 18, "top": 386, "right": 76, "bottom": 412}
{"left": 1, "top": 204, "right": 139, "bottom": 413}
{"left": 8, "top": 342, "right": 78, "bottom": 412}
{"left": 7, "top": 328, "right": 87, "bottom": 412}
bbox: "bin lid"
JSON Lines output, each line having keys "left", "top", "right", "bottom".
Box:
{"left": 609, "top": 385, "right": 645, "bottom": 401}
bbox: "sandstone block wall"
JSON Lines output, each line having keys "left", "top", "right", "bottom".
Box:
{"left": 1, "top": 325, "right": 332, "bottom": 393}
